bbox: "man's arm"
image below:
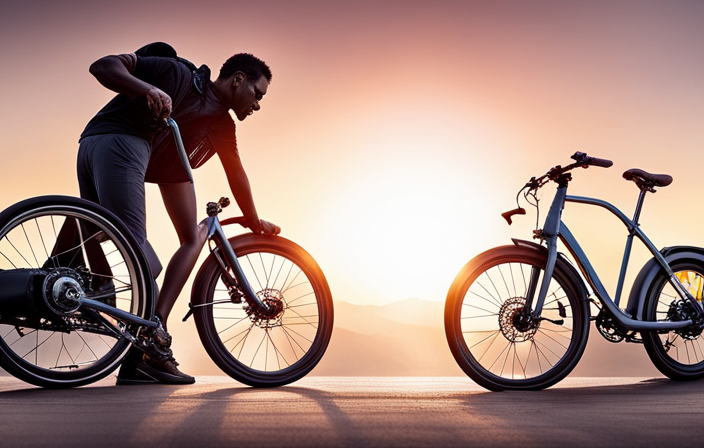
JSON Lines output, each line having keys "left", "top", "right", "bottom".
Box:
{"left": 217, "top": 146, "right": 280, "bottom": 235}
{"left": 89, "top": 53, "right": 172, "bottom": 118}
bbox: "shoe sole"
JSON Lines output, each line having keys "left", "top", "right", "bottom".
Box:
{"left": 116, "top": 366, "right": 195, "bottom": 386}
{"left": 136, "top": 365, "right": 195, "bottom": 385}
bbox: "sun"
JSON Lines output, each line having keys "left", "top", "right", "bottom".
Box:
{"left": 316, "top": 167, "right": 496, "bottom": 305}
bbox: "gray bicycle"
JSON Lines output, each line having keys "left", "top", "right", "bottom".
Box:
{"left": 445, "top": 152, "right": 704, "bottom": 391}
{"left": 0, "top": 118, "right": 333, "bottom": 388}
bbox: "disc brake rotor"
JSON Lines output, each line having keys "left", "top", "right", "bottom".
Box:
{"left": 498, "top": 297, "right": 539, "bottom": 342}
{"left": 244, "top": 288, "right": 286, "bottom": 329}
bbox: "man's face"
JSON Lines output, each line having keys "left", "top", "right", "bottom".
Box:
{"left": 230, "top": 73, "right": 269, "bottom": 121}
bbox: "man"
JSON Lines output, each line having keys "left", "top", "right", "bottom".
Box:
{"left": 78, "top": 42, "right": 280, "bottom": 384}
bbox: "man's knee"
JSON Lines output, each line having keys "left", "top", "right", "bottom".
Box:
{"left": 181, "top": 222, "right": 208, "bottom": 247}
{"left": 197, "top": 222, "right": 208, "bottom": 245}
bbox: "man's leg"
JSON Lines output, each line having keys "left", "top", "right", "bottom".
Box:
{"left": 115, "top": 182, "right": 204, "bottom": 386}
{"left": 81, "top": 134, "right": 163, "bottom": 278}
{"left": 77, "top": 135, "right": 192, "bottom": 385}
{"left": 155, "top": 182, "right": 207, "bottom": 331}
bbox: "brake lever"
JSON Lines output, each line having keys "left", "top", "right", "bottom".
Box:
{"left": 501, "top": 207, "right": 526, "bottom": 225}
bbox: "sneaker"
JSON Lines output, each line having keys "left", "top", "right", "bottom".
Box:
{"left": 116, "top": 353, "right": 195, "bottom": 385}
{"left": 116, "top": 349, "right": 157, "bottom": 385}
{"left": 142, "top": 354, "right": 196, "bottom": 384}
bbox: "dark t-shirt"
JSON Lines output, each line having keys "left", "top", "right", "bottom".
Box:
{"left": 81, "top": 56, "right": 238, "bottom": 183}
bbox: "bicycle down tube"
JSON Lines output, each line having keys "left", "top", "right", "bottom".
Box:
{"left": 526, "top": 185, "right": 697, "bottom": 331}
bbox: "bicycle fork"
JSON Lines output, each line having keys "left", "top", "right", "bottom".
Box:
{"left": 182, "top": 215, "right": 268, "bottom": 321}
{"left": 518, "top": 186, "right": 567, "bottom": 326}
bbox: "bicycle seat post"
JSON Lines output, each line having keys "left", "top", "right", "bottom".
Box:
{"left": 631, "top": 189, "right": 648, "bottom": 226}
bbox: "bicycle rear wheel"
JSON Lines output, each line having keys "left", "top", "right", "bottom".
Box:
{"left": 0, "top": 196, "right": 152, "bottom": 388}
{"left": 192, "top": 234, "right": 333, "bottom": 387}
{"left": 445, "top": 245, "right": 589, "bottom": 391}
{"left": 642, "top": 259, "right": 704, "bottom": 380}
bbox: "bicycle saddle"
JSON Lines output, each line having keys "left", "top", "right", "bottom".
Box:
{"left": 623, "top": 168, "right": 673, "bottom": 189}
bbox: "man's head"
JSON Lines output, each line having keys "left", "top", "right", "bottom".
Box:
{"left": 216, "top": 53, "right": 272, "bottom": 121}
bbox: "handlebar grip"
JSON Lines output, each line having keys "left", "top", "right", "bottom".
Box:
{"left": 586, "top": 156, "right": 613, "bottom": 168}
{"left": 501, "top": 208, "right": 526, "bottom": 225}
{"left": 571, "top": 151, "right": 613, "bottom": 168}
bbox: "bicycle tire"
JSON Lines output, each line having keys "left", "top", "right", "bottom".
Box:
{"left": 642, "top": 259, "right": 704, "bottom": 380}
{"left": 0, "top": 196, "right": 153, "bottom": 388}
{"left": 192, "top": 233, "right": 333, "bottom": 387}
{"left": 445, "top": 245, "right": 589, "bottom": 391}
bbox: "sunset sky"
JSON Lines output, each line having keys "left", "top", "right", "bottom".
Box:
{"left": 1, "top": 0, "right": 704, "bottom": 321}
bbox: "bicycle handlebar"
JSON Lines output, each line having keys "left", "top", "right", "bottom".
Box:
{"left": 503, "top": 151, "right": 613, "bottom": 225}
{"left": 571, "top": 151, "right": 613, "bottom": 168}
{"left": 164, "top": 117, "right": 194, "bottom": 183}
{"left": 533, "top": 152, "right": 613, "bottom": 187}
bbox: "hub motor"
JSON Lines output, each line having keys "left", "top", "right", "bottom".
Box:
{"left": 42, "top": 268, "right": 86, "bottom": 316}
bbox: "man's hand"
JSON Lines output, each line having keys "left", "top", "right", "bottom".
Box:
{"left": 249, "top": 219, "right": 281, "bottom": 236}
{"left": 146, "top": 87, "right": 172, "bottom": 119}
{"left": 90, "top": 54, "right": 172, "bottom": 119}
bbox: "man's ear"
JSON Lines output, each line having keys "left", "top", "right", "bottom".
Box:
{"left": 233, "top": 72, "right": 246, "bottom": 87}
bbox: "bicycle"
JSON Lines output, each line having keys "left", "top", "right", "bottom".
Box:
{"left": 444, "top": 152, "right": 704, "bottom": 391}
{"left": 0, "top": 118, "right": 333, "bottom": 388}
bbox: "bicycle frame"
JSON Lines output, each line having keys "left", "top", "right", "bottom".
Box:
{"left": 526, "top": 183, "right": 701, "bottom": 331}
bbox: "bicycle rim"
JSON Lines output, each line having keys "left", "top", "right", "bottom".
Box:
{"left": 193, "top": 235, "right": 333, "bottom": 387}
{"left": 446, "top": 246, "right": 588, "bottom": 390}
{"left": 0, "top": 198, "right": 149, "bottom": 387}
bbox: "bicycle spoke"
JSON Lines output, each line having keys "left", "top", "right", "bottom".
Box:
{"left": 285, "top": 307, "right": 319, "bottom": 329}
{"left": 286, "top": 291, "right": 316, "bottom": 306}
{"left": 245, "top": 255, "right": 265, "bottom": 291}
{"left": 466, "top": 289, "right": 503, "bottom": 310}
{"left": 249, "top": 331, "right": 268, "bottom": 368}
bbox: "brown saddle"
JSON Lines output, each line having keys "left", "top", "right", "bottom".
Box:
{"left": 623, "top": 168, "right": 672, "bottom": 191}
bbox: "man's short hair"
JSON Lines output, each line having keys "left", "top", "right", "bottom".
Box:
{"left": 219, "top": 53, "right": 272, "bottom": 83}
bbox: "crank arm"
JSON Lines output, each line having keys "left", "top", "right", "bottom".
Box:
{"left": 80, "top": 299, "right": 159, "bottom": 329}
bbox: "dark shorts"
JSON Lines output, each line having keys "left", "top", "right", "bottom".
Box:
{"left": 77, "top": 134, "right": 163, "bottom": 277}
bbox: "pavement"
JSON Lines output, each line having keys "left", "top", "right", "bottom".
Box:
{"left": 1, "top": 375, "right": 703, "bottom": 448}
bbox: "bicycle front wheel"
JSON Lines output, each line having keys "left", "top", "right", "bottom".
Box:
{"left": 445, "top": 245, "right": 589, "bottom": 391}
{"left": 192, "top": 234, "right": 333, "bottom": 387}
{"left": 642, "top": 259, "right": 704, "bottom": 380}
{"left": 0, "top": 196, "right": 152, "bottom": 388}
